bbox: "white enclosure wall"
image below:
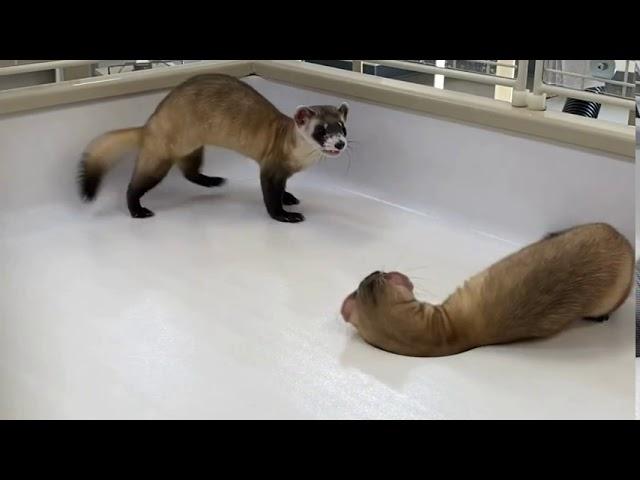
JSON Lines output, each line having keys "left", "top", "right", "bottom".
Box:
{"left": 250, "top": 77, "right": 634, "bottom": 244}
{"left": 1, "top": 76, "right": 633, "bottom": 242}
{"left": 0, "top": 77, "right": 634, "bottom": 419}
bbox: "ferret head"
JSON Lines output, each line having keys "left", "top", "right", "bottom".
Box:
{"left": 341, "top": 271, "right": 426, "bottom": 354}
{"left": 293, "top": 103, "right": 349, "bottom": 157}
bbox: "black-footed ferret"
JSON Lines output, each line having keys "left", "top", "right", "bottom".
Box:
{"left": 341, "top": 223, "right": 634, "bottom": 357}
{"left": 78, "top": 74, "right": 349, "bottom": 222}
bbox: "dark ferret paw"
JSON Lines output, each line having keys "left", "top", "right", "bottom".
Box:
{"left": 131, "top": 208, "right": 155, "bottom": 219}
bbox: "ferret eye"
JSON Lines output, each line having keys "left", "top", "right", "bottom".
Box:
{"left": 315, "top": 125, "right": 326, "bottom": 136}
{"left": 339, "top": 122, "right": 347, "bottom": 135}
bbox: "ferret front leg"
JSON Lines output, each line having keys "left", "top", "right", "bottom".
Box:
{"left": 282, "top": 191, "right": 300, "bottom": 206}
{"left": 282, "top": 178, "right": 300, "bottom": 205}
{"left": 260, "top": 170, "right": 304, "bottom": 223}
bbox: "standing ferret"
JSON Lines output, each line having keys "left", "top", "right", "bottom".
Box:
{"left": 78, "top": 74, "right": 349, "bottom": 222}
{"left": 341, "top": 223, "right": 634, "bottom": 357}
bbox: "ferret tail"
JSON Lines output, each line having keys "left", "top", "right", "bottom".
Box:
{"left": 77, "top": 127, "right": 143, "bottom": 201}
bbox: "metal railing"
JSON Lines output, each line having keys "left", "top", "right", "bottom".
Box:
{"left": 0, "top": 60, "right": 193, "bottom": 87}
{"left": 634, "top": 60, "right": 640, "bottom": 120}
{"left": 635, "top": 60, "right": 639, "bottom": 98}
{"left": 0, "top": 59, "right": 633, "bottom": 157}
{"left": 532, "top": 60, "right": 635, "bottom": 111}
{"left": 345, "top": 59, "right": 526, "bottom": 89}
{"left": 328, "top": 60, "right": 637, "bottom": 118}
{"left": 0, "top": 60, "right": 100, "bottom": 77}
{"left": 0, "top": 59, "right": 636, "bottom": 122}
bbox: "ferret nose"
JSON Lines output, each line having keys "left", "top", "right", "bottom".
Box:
{"left": 335, "top": 141, "right": 345, "bottom": 150}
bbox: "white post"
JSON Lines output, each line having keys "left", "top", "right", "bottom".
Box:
{"left": 434, "top": 60, "right": 446, "bottom": 89}
{"left": 494, "top": 59, "right": 516, "bottom": 102}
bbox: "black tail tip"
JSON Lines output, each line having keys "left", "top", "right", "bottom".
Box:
{"left": 77, "top": 159, "right": 100, "bottom": 202}
{"left": 542, "top": 231, "right": 561, "bottom": 241}
{"left": 542, "top": 227, "right": 572, "bottom": 241}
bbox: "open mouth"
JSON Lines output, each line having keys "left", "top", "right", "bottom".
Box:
{"left": 322, "top": 148, "right": 342, "bottom": 156}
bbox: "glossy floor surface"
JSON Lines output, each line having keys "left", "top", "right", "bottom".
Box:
{"left": 0, "top": 155, "right": 634, "bottom": 419}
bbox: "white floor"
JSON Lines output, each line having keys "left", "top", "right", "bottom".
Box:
{"left": 0, "top": 156, "right": 634, "bottom": 419}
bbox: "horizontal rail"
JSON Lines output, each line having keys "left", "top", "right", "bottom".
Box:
{"left": 458, "top": 60, "right": 517, "bottom": 69}
{"left": 0, "top": 60, "right": 633, "bottom": 158}
{"left": 254, "top": 60, "right": 634, "bottom": 158}
{"left": 361, "top": 60, "right": 518, "bottom": 86}
{"left": 543, "top": 67, "right": 635, "bottom": 89}
{"left": 347, "top": 59, "right": 518, "bottom": 70}
{"left": 0, "top": 60, "right": 253, "bottom": 114}
{"left": 0, "top": 60, "right": 99, "bottom": 77}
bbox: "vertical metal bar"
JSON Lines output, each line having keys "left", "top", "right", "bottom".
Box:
{"left": 434, "top": 60, "right": 446, "bottom": 89}
{"left": 533, "top": 60, "right": 545, "bottom": 95}
{"left": 495, "top": 60, "right": 516, "bottom": 102}
{"left": 514, "top": 60, "right": 528, "bottom": 91}
{"left": 622, "top": 60, "right": 629, "bottom": 98}
{"left": 352, "top": 61, "right": 363, "bottom": 73}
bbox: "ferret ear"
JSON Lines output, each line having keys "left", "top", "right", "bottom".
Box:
{"left": 294, "top": 106, "right": 316, "bottom": 126}
{"left": 338, "top": 102, "right": 349, "bottom": 120}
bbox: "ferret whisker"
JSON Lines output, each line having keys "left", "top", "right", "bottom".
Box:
{"left": 345, "top": 150, "right": 353, "bottom": 176}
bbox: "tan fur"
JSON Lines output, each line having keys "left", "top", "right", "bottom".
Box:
{"left": 83, "top": 127, "right": 142, "bottom": 174}
{"left": 342, "top": 223, "right": 634, "bottom": 357}
{"left": 79, "top": 74, "right": 349, "bottom": 220}
{"left": 82, "top": 75, "right": 319, "bottom": 178}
